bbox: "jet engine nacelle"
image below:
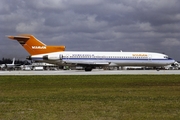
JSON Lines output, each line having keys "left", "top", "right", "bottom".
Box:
{"left": 43, "top": 54, "right": 63, "bottom": 60}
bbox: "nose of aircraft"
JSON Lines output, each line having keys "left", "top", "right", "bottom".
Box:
{"left": 171, "top": 60, "right": 179, "bottom": 67}
{"left": 170, "top": 58, "right": 176, "bottom": 64}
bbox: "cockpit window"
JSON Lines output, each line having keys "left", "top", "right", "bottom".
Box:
{"left": 164, "top": 56, "right": 168, "bottom": 58}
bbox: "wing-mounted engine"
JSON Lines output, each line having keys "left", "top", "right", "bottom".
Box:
{"left": 43, "top": 54, "right": 63, "bottom": 60}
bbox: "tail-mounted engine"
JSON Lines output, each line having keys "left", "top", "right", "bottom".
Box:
{"left": 43, "top": 54, "right": 63, "bottom": 60}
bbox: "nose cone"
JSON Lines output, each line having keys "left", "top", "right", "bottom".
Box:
{"left": 169, "top": 58, "right": 176, "bottom": 64}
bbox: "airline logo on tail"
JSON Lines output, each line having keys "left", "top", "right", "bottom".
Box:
{"left": 32, "top": 46, "right": 47, "bottom": 49}
{"left": 8, "top": 34, "right": 65, "bottom": 55}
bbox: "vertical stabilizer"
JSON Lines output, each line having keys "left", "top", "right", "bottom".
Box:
{"left": 8, "top": 34, "right": 65, "bottom": 55}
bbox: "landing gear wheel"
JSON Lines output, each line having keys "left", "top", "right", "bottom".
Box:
{"left": 85, "top": 67, "right": 92, "bottom": 72}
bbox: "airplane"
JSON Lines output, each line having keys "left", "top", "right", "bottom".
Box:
{"left": 8, "top": 34, "right": 175, "bottom": 71}
{"left": 0, "top": 58, "right": 21, "bottom": 70}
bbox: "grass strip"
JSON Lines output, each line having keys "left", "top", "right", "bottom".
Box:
{"left": 0, "top": 75, "right": 180, "bottom": 120}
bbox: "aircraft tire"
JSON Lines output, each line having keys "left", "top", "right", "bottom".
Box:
{"left": 85, "top": 67, "right": 92, "bottom": 72}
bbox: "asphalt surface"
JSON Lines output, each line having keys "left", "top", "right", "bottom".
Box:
{"left": 0, "top": 70, "right": 180, "bottom": 75}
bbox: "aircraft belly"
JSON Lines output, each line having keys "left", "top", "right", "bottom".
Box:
{"left": 115, "top": 60, "right": 146, "bottom": 66}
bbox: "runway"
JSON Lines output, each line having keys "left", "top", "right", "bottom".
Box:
{"left": 0, "top": 70, "right": 180, "bottom": 75}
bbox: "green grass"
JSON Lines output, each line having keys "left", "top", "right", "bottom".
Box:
{"left": 0, "top": 75, "right": 180, "bottom": 120}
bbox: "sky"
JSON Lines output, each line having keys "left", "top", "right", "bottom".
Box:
{"left": 0, "top": 0, "right": 180, "bottom": 60}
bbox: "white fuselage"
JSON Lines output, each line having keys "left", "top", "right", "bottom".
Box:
{"left": 29, "top": 51, "right": 175, "bottom": 67}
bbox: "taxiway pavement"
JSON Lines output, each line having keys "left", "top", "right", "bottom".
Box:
{"left": 0, "top": 70, "right": 180, "bottom": 75}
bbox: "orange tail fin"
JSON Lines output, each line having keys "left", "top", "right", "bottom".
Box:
{"left": 8, "top": 34, "right": 65, "bottom": 55}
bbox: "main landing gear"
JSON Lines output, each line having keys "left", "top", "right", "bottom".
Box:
{"left": 85, "top": 66, "right": 92, "bottom": 72}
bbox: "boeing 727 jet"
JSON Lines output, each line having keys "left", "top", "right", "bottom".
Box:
{"left": 8, "top": 34, "right": 175, "bottom": 71}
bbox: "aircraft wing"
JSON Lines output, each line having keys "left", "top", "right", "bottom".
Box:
{"left": 63, "top": 60, "right": 111, "bottom": 66}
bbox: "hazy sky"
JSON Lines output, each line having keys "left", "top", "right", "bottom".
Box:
{"left": 0, "top": 0, "right": 180, "bottom": 60}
